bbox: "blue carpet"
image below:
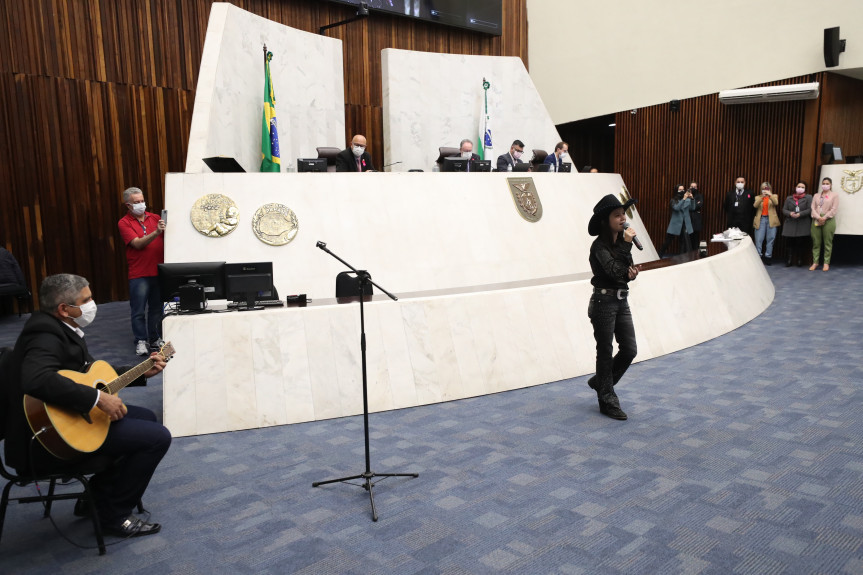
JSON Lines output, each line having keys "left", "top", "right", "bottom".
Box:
{"left": 1, "top": 264, "right": 862, "bottom": 574}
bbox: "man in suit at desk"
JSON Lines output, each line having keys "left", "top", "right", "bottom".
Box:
{"left": 496, "top": 140, "right": 526, "bottom": 172}
{"left": 335, "top": 134, "right": 373, "bottom": 172}
{"left": 543, "top": 141, "right": 570, "bottom": 172}
{"left": 459, "top": 139, "right": 481, "bottom": 171}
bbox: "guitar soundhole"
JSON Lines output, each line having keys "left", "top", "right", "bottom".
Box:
{"left": 95, "top": 381, "right": 107, "bottom": 391}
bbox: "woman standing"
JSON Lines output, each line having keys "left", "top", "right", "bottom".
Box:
{"left": 658, "top": 185, "right": 693, "bottom": 258}
{"left": 586, "top": 195, "right": 639, "bottom": 421}
{"left": 752, "top": 181, "right": 780, "bottom": 265}
{"left": 810, "top": 177, "right": 840, "bottom": 271}
{"left": 781, "top": 180, "right": 812, "bottom": 267}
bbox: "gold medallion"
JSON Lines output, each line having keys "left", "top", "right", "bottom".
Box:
{"left": 190, "top": 194, "right": 240, "bottom": 237}
{"left": 506, "top": 177, "right": 543, "bottom": 223}
{"left": 841, "top": 169, "right": 863, "bottom": 194}
{"left": 252, "top": 203, "right": 299, "bottom": 246}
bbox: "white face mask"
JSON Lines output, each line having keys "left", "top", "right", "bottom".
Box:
{"left": 461, "top": 151, "right": 472, "bottom": 159}
{"left": 130, "top": 202, "right": 146, "bottom": 216}
{"left": 352, "top": 145, "right": 365, "bottom": 158}
{"left": 796, "top": 187, "right": 805, "bottom": 194}
{"left": 513, "top": 150, "right": 523, "bottom": 160}
{"left": 559, "top": 152, "right": 569, "bottom": 161}
{"left": 735, "top": 182, "right": 744, "bottom": 190}
{"left": 69, "top": 300, "right": 97, "bottom": 328}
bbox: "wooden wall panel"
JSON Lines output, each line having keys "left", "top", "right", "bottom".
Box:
{"left": 614, "top": 76, "right": 820, "bottom": 259}
{"left": 1, "top": 0, "right": 528, "bottom": 307}
{"left": 817, "top": 73, "right": 863, "bottom": 164}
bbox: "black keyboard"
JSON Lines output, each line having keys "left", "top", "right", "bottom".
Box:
{"left": 227, "top": 300, "right": 284, "bottom": 309}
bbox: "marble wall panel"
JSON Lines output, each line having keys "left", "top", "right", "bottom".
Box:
{"left": 185, "top": 3, "right": 345, "bottom": 174}
{"left": 164, "top": 172, "right": 658, "bottom": 302}
{"left": 163, "top": 237, "right": 774, "bottom": 437}
{"left": 382, "top": 49, "right": 565, "bottom": 172}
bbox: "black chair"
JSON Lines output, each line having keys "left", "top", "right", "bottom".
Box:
{"left": 335, "top": 272, "right": 373, "bottom": 298}
{"left": 0, "top": 247, "right": 31, "bottom": 317}
{"left": 0, "top": 346, "right": 132, "bottom": 555}
{"left": 316, "top": 147, "right": 341, "bottom": 173}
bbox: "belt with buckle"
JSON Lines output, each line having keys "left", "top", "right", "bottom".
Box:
{"left": 594, "top": 287, "right": 628, "bottom": 300}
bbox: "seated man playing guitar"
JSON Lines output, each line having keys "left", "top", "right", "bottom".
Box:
{"left": 3, "top": 274, "right": 171, "bottom": 538}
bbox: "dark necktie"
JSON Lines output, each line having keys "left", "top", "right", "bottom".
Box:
{"left": 356, "top": 157, "right": 361, "bottom": 172}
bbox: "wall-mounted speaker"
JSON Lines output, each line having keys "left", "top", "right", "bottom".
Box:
{"left": 669, "top": 100, "right": 680, "bottom": 112}
{"left": 824, "top": 27, "right": 846, "bottom": 68}
{"left": 822, "top": 142, "right": 834, "bottom": 156}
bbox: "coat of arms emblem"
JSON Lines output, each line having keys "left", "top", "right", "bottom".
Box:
{"left": 507, "top": 177, "right": 543, "bottom": 222}
{"left": 841, "top": 169, "right": 863, "bottom": 194}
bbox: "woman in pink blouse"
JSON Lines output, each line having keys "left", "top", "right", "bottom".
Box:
{"left": 810, "top": 177, "right": 840, "bottom": 271}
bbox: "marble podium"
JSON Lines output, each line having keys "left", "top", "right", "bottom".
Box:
{"left": 162, "top": 172, "right": 774, "bottom": 437}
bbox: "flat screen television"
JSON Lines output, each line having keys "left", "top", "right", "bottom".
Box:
{"left": 297, "top": 158, "right": 328, "bottom": 172}
{"left": 326, "top": 0, "right": 502, "bottom": 36}
{"left": 158, "top": 262, "right": 226, "bottom": 306}
{"left": 225, "top": 262, "right": 275, "bottom": 310}
{"left": 441, "top": 157, "right": 468, "bottom": 172}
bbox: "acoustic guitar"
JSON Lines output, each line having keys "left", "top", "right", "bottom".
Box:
{"left": 23, "top": 342, "right": 175, "bottom": 460}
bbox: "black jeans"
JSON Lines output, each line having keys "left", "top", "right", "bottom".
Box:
{"left": 588, "top": 293, "right": 637, "bottom": 399}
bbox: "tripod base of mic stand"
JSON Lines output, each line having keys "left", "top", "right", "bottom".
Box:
{"left": 313, "top": 470, "right": 419, "bottom": 522}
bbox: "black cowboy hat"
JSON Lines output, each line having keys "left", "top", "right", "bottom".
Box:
{"left": 588, "top": 194, "right": 637, "bottom": 236}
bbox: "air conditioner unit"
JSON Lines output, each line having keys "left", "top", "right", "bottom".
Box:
{"left": 718, "top": 82, "right": 820, "bottom": 105}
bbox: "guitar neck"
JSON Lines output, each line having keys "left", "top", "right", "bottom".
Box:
{"left": 103, "top": 357, "right": 155, "bottom": 395}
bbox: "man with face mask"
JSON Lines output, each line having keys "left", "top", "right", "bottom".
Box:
{"left": 543, "top": 141, "right": 570, "bottom": 172}
{"left": 335, "top": 134, "right": 374, "bottom": 172}
{"left": 723, "top": 176, "right": 755, "bottom": 236}
{"left": 2, "top": 274, "right": 171, "bottom": 537}
{"left": 457, "top": 139, "right": 480, "bottom": 171}
{"left": 118, "top": 187, "right": 166, "bottom": 356}
{"left": 496, "top": 139, "right": 526, "bottom": 172}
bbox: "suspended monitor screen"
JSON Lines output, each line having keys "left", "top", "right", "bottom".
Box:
{"left": 327, "top": 0, "right": 502, "bottom": 36}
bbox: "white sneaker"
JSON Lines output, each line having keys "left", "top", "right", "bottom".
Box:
{"left": 136, "top": 340, "right": 149, "bottom": 356}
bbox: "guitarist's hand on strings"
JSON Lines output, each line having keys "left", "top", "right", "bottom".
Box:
{"left": 144, "top": 352, "right": 167, "bottom": 379}
{"left": 97, "top": 393, "right": 128, "bottom": 421}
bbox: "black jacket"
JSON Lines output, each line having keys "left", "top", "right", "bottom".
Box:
{"left": 2, "top": 312, "right": 141, "bottom": 470}
{"left": 589, "top": 236, "right": 634, "bottom": 290}
{"left": 335, "top": 148, "right": 373, "bottom": 172}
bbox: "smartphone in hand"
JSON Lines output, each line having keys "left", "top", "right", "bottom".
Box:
{"left": 161, "top": 209, "right": 168, "bottom": 223}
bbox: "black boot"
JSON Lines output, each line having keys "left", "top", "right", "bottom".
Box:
{"left": 786, "top": 248, "right": 793, "bottom": 267}
{"left": 599, "top": 391, "right": 628, "bottom": 420}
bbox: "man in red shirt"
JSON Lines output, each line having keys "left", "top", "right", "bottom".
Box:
{"left": 118, "top": 187, "right": 166, "bottom": 355}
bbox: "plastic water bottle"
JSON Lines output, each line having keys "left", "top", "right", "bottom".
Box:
{"left": 507, "top": 163, "right": 512, "bottom": 172}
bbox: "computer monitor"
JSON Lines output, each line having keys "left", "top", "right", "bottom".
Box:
{"left": 512, "top": 163, "right": 531, "bottom": 172}
{"left": 442, "top": 157, "right": 468, "bottom": 172}
{"left": 225, "top": 262, "right": 275, "bottom": 310}
{"left": 533, "top": 163, "right": 551, "bottom": 173}
{"left": 158, "top": 262, "right": 226, "bottom": 308}
{"left": 472, "top": 160, "right": 491, "bottom": 172}
{"left": 559, "top": 163, "right": 572, "bottom": 173}
{"left": 297, "top": 158, "right": 328, "bottom": 172}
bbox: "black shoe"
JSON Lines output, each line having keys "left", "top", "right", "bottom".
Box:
{"left": 599, "top": 401, "right": 628, "bottom": 420}
{"left": 598, "top": 392, "right": 627, "bottom": 420}
{"left": 764, "top": 258, "right": 772, "bottom": 266}
{"left": 785, "top": 258, "right": 792, "bottom": 267}
{"left": 587, "top": 376, "right": 597, "bottom": 391}
{"left": 73, "top": 497, "right": 92, "bottom": 518}
{"left": 103, "top": 516, "right": 161, "bottom": 538}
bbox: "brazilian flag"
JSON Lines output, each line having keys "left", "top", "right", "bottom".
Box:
{"left": 261, "top": 50, "right": 281, "bottom": 172}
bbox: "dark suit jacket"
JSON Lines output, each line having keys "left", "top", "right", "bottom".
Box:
{"left": 463, "top": 153, "right": 481, "bottom": 171}
{"left": 724, "top": 187, "right": 755, "bottom": 231}
{"left": 543, "top": 153, "right": 563, "bottom": 172}
{"left": 335, "top": 148, "right": 373, "bottom": 172}
{"left": 2, "top": 311, "right": 141, "bottom": 470}
{"left": 496, "top": 152, "right": 524, "bottom": 172}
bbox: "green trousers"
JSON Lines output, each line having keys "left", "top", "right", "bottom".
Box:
{"left": 811, "top": 217, "right": 836, "bottom": 264}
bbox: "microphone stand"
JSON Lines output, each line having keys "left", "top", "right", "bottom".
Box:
{"left": 312, "top": 241, "right": 418, "bottom": 521}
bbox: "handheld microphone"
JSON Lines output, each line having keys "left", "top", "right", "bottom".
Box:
{"left": 623, "top": 222, "right": 643, "bottom": 250}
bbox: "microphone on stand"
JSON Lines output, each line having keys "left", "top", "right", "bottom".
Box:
{"left": 316, "top": 241, "right": 327, "bottom": 250}
{"left": 623, "top": 222, "right": 643, "bottom": 250}
{"left": 382, "top": 161, "right": 402, "bottom": 169}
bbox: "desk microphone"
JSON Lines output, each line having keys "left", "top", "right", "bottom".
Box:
{"left": 623, "top": 222, "right": 643, "bottom": 250}
{"left": 382, "top": 161, "right": 402, "bottom": 169}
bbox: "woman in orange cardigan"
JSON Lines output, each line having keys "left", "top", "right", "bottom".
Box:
{"left": 752, "top": 181, "right": 781, "bottom": 265}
